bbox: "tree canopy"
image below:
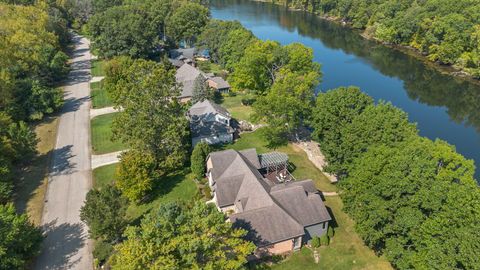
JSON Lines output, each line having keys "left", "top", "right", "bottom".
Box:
{"left": 87, "top": 4, "right": 161, "bottom": 59}
{"left": 111, "top": 201, "right": 255, "bottom": 269}
{"left": 80, "top": 185, "right": 129, "bottom": 243}
{"left": 166, "top": 2, "right": 210, "bottom": 46}
{"left": 190, "top": 142, "right": 211, "bottom": 179}
{"left": 0, "top": 203, "right": 43, "bottom": 269}
{"left": 110, "top": 59, "right": 190, "bottom": 170}
{"left": 0, "top": 3, "right": 67, "bottom": 121}
{"left": 341, "top": 138, "right": 480, "bottom": 269}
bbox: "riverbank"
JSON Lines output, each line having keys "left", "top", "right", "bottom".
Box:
{"left": 251, "top": 0, "right": 480, "bottom": 85}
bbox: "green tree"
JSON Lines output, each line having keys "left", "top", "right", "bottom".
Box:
{"left": 166, "top": 2, "right": 210, "bottom": 46}
{"left": 115, "top": 150, "right": 159, "bottom": 203}
{"left": 220, "top": 28, "right": 257, "bottom": 71}
{"left": 332, "top": 101, "right": 418, "bottom": 175}
{"left": 0, "top": 3, "right": 68, "bottom": 121}
{"left": 341, "top": 137, "right": 479, "bottom": 269}
{"left": 111, "top": 201, "right": 255, "bottom": 269}
{"left": 191, "top": 74, "right": 208, "bottom": 104}
{"left": 80, "top": 185, "right": 129, "bottom": 243}
{"left": 230, "top": 40, "right": 286, "bottom": 94}
{"left": 190, "top": 142, "right": 211, "bottom": 179}
{"left": 110, "top": 59, "right": 190, "bottom": 170}
{"left": 196, "top": 20, "right": 244, "bottom": 63}
{"left": 0, "top": 203, "right": 43, "bottom": 269}
{"left": 311, "top": 87, "right": 373, "bottom": 175}
{"left": 88, "top": 5, "right": 160, "bottom": 58}
{"left": 253, "top": 67, "right": 320, "bottom": 143}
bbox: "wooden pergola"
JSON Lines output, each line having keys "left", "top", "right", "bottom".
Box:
{"left": 259, "top": 152, "right": 289, "bottom": 174}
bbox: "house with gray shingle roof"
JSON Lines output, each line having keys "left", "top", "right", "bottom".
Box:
{"left": 206, "top": 148, "right": 332, "bottom": 255}
{"left": 187, "top": 100, "right": 234, "bottom": 146}
{"left": 175, "top": 64, "right": 205, "bottom": 103}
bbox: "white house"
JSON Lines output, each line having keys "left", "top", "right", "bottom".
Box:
{"left": 187, "top": 100, "right": 234, "bottom": 146}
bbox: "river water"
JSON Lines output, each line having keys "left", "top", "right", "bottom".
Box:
{"left": 211, "top": 0, "right": 480, "bottom": 180}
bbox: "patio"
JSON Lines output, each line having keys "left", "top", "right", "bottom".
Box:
{"left": 259, "top": 152, "right": 296, "bottom": 184}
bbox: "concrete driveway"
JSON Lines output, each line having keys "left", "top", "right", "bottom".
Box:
{"left": 35, "top": 34, "right": 93, "bottom": 270}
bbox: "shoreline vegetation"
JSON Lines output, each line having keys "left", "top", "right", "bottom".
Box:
{"left": 251, "top": 0, "right": 480, "bottom": 84}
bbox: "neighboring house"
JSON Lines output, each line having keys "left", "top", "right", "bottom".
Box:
{"left": 175, "top": 64, "right": 232, "bottom": 102}
{"left": 206, "top": 148, "right": 332, "bottom": 255}
{"left": 187, "top": 100, "right": 234, "bottom": 146}
{"left": 207, "top": 76, "right": 230, "bottom": 93}
{"left": 175, "top": 64, "right": 204, "bottom": 103}
{"left": 169, "top": 48, "right": 196, "bottom": 68}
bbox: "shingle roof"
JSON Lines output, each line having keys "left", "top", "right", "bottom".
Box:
{"left": 209, "top": 76, "right": 231, "bottom": 89}
{"left": 176, "top": 63, "right": 202, "bottom": 82}
{"left": 190, "top": 119, "right": 234, "bottom": 138}
{"left": 208, "top": 148, "right": 332, "bottom": 246}
{"left": 175, "top": 65, "right": 207, "bottom": 98}
{"left": 270, "top": 182, "right": 331, "bottom": 226}
{"left": 170, "top": 48, "right": 196, "bottom": 60}
{"left": 230, "top": 204, "right": 305, "bottom": 246}
{"left": 188, "top": 100, "right": 230, "bottom": 118}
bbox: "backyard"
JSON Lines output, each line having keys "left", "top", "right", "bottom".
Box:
{"left": 226, "top": 130, "right": 392, "bottom": 270}
{"left": 91, "top": 113, "right": 126, "bottom": 154}
{"left": 219, "top": 93, "right": 255, "bottom": 123}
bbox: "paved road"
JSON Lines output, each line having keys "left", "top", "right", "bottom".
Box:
{"left": 35, "top": 34, "right": 93, "bottom": 270}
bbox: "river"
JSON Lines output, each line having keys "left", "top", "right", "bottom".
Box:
{"left": 210, "top": 0, "right": 480, "bottom": 180}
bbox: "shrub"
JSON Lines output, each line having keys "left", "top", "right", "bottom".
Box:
{"left": 191, "top": 142, "right": 212, "bottom": 180}
{"left": 93, "top": 240, "right": 114, "bottom": 265}
{"left": 311, "top": 236, "right": 321, "bottom": 248}
{"left": 241, "top": 97, "right": 255, "bottom": 106}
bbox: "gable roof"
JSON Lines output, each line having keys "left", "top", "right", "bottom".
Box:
{"left": 188, "top": 100, "right": 230, "bottom": 119}
{"left": 208, "top": 76, "right": 231, "bottom": 89}
{"left": 208, "top": 148, "right": 332, "bottom": 246}
{"left": 176, "top": 64, "right": 202, "bottom": 83}
{"left": 170, "top": 48, "right": 196, "bottom": 60}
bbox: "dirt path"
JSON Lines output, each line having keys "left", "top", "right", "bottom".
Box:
{"left": 35, "top": 34, "right": 93, "bottom": 270}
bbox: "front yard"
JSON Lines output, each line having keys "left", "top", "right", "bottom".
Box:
{"left": 91, "top": 113, "right": 126, "bottom": 154}
{"left": 90, "top": 81, "right": 113, "bottom": 108}
{"left": 92, "top": 163, "right": 197, "bottom": 223}
{"left": 91, "top": 59, "right": 106, "bottom": 77}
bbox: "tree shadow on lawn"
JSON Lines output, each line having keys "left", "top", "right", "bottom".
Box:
{"left": 129, "top": 168, "right": 193, "bottom": 226}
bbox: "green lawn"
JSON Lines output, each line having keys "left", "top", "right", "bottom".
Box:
{"left": 91, "top": 113, "right": 126, "bottom": 154}
{"left": 220, "top": 94, "right": 255, "bottom": 122}
{"left": 93, "top": 163, "right": 117, "bottom": 190}
{"left": 93, "top": 163, "right": 197, "bottom": 223}
{"left": 225, "top": 130, "right": 391, "bottom": 269}
{"left": 90, "top": 81, "right": 113, "bottom": 108}
{"left": 126, "top": 169, "right": 197, "bottom": 222}
{"left": 197, "top": 60, "right": 224, "bottom": 75}
{"left": 91, "top": 59, "right": 106, "bottom": 77}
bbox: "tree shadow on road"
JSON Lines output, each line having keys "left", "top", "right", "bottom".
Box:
{"left": 35, "top": 220, "right": 87, "bottom": 270}
{"left": 50, "top": 145, "right": 77, "bottom": 177}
